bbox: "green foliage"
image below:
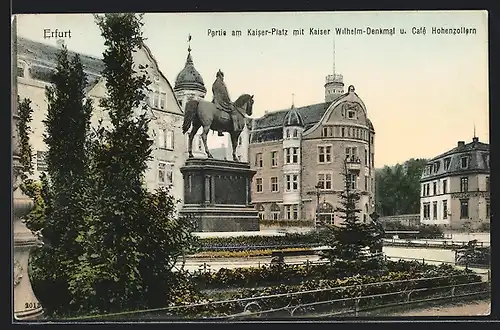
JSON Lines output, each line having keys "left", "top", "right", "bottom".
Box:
{"left": 375, "top": 158, "right": 428, "bottom": 216}
{"left": 320, "top": 162, "right": 384, "bottom": 266}
{"left": 199, "top": 232, "right": 323, "bottom": 250}
{"left": 16, "top": 97, "right": 34, "bottom": 180}
{"left": 382, "top": 222, "right": 444, "bottom": 239}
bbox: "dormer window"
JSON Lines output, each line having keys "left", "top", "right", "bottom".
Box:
{"left": 444, "top": 157, "right": 451, "bottom": 170}
{"left": 460, "top": 156, "right": 468, "bottom": 169}
{"left": 433, "top": 161, "right": 440, "bottom": 173}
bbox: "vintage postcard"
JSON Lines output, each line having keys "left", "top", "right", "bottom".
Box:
{"left": 12, "top": 11, "right": 490, "bottom": 321}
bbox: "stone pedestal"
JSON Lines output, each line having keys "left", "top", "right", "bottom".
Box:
{"left": 179, "top": 158, "right": 259, "bottom": 232}
{"left": 13, "top": 184, "right": 43, "bottom": 320}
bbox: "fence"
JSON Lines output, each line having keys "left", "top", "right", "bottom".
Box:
{"left": 65, "top": 274, "right": 490, "bottom": 321}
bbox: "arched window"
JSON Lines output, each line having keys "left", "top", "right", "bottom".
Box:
{"left": 255, "top": 203, "right": 265, "bottom": 220}
{"left": 286, "top": 129, "right": 290, "bottom": 138}
{"left": 293, "top": 129, "right": 298, "bottom": 138}
{"left": 318, "top": 201, "right": 334, "bottom": 225}
{"left": 270, "top": 203, "right": 281, "bottom": 220}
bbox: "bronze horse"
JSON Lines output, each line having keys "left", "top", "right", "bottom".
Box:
{"left": 182, "top": 94, "right": 254, "bottom": 161}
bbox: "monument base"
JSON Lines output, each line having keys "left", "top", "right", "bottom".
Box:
{"left": 180, "top": 205, "right": 259, "bottom": 232}
{"left": 180, "top": 158, "right": 260, "bottom": 232}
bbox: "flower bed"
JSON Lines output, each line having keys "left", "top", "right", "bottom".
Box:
{"left": 192, "top": 247, "right": 312, "bottom": 259}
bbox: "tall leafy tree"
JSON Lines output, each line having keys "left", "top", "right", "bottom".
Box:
{"left": 86, "top": 13, "right": 199, "bottom": 313}
{"left": 375, "top": 158, "right": 428, "bottom": 216}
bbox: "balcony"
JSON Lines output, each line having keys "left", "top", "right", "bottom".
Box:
{"left": 345, "top": 156, "right": 362, "bottom": 172}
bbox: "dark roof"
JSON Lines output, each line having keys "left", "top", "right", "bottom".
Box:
{"left": 421, "top": 138, "right": 490, "bottom": 181}
{"left": 283, "top": 105, "right": 305, "bottom": 127}
{"left": 174, "top": 48, "right": 206, "bottom": 93}
{"left": 431, "top": 138, "right": 489, "bottom": 161}
{"left": 18, "top": 37, "right": 105, "bottom": 74}
{"left": 18, "top": 37, "right": 104, "bottom": 92}
{"left": 250, "top": 98, "right": 339, "bottom": 143}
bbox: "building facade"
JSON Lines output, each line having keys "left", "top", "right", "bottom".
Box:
{"left": 248, "top": 73, "right": 376, "bottom": 225}
{"left": 420, "top": 137, "right": 490, "bottom": 230}
{"left": 16, "top": 38, "right": 187, "bottom": 203}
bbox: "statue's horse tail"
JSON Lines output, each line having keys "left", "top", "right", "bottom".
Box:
{"left": 182, "top": 100, "right": 199, "bottom": 134}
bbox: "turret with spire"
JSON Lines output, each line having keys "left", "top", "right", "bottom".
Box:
{"left": 324, "top": 35, "right": 344, "bottom": 102}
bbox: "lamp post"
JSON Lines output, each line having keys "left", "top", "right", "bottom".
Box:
{"left": 12, "top": 16, "right": 43, "bottom": 320}
{"left": 315, "top": 182, "right": 322, "bottom": 230}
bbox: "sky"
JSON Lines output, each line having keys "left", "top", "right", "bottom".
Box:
{"left": 16, "top": 11, "right": 489, "bottom": 168}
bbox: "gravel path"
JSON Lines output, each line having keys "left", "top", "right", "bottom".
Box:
{"left": 389, "top": 299, "right": 491, "bottom": 316}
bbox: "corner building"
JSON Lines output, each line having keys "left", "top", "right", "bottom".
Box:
{"left": 248, "top": 74, "right": 376, "bottom": 225}
{"left": 420, "top": 137, "right": 490, "bottom": 230}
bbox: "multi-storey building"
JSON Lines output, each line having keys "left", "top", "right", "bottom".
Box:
{"left": 420, "top": 137, "right": 490, "bottom": 230}
{"left": 248, "top": 73, "right": 376, "bottom": 225}
{"left": 16, "top": 37, "right": 187, "bottom": 203}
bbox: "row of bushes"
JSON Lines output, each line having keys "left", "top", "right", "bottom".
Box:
{"left": 188, "top": 259, "right": 470, "bottom": 290}
{"left": 168, "top": 266, "right": 482, "bottom": 318}
{"left": 259, "top": 220, "right": 314, "bottom": 227}
{"left": 192, "top": 247, "right": 312, "bottom": 259}
{"left": 198, "top": 232, "right": 323, "bottom": 249}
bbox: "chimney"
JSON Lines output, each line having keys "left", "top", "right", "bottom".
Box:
{"left": 472, "top": 137, "right": 479, "bottom": 143}
{"left": 457, "top": 141, "right": 465, "bottom": 147}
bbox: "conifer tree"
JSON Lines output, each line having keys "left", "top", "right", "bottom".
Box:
{"left": 23, "top": 45, "right": 94, "bottom": 315}
{"left": 320, "top": 158, "right": 384, "bottom": 269}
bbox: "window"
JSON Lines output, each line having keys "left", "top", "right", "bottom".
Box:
{"left": 423, "top": 202, "right": 430, "bottom": 219}
{"left": 270, "top": 203, "right": 280, "bottom": 220}
{"left": 486, "top": 176, "right": 490, "bottom": 192}
{"left": 486, "top": 200, "right": 490, "bottom": 218}
{"left": 166, "top": 130, "right": 174, "bottom": 149}
{"left": 460, "top": 199, "right": 469, "bottom": 219}
{"left": 365, "top": 149, "right": 368, "bottom": 166}
{"left": 255, "top": 153, "right": 263, "bottom": 167}
{"left": 151, "top": 90, "right": 160, "bottom": 108}
{"left": 460, "top": 177, "right": 468, "bottom": 192}
{"left": 444, "top": 157, "right": 451, "bottom": 170}
{"left": 293, "top": 129, "right": 298, "bottom": 138}
{"left": 158, "top": 162, "right": 173, "bottom": 185}
{"left": 341, "top": 127, "right": 345, "bottom": 137}
{"left": 432, "top": 201, "right": 438, "bottom": 220}
{"left": 433, "top": 162, "right": 440, "bottom": 173}
{"left": 345, "top": 147, "right": 357, "bottom": 161}
{"left": 371, "top": 178, "right": 374, "bottom": 192}
{"left": 36, "top": 151, "right": 48, "bottom": 171}
{"left": 364, "top": 175, "right": 368, "bottom": 191}
{"left": 443, "top": 200, "right": 448, "bottom": 219}
{"left": 371, "top": 153, "right": 374, "bottom": 167}
{"left": 271, "top": 177, "right": 279, "bottom": 192}
{"left": 159, "top": 92, "right": 167, "bottom": 109}
{"left": 318, "top": 146, "right": 332, "bottom": 163}
{"left": 158, "top": 129, "right": 174, "bottom": 149}
{"left": 322, "top": 127, "right": 328, "bottom": 137}
{"left": 285, "top": 148, "right": 290, "bottom": 164}
{"left": 271, "top": 151, "right": 278, "bottom": 167}
{"left": 285, "top": 174, "right": 298, "bottom": 191}
{"left": 443, "top": 179, "right": 447, "bottom": 194}
{"left": 347, "top": 173, "right": 357, "bottom": 189}
{"left": 256, "top": 178, "right": 263, "bottom": 192}
{"left": 433, "top": 182, "right": 437, "bottom": 195}
{"left": 285, "top": 204, "right": 299, "bottom": 220}
{"left": 460, "top": 156, "right": 468, "bottom": 169}
{"left": 348, "top": 110, "right": 355, "bottom": 119}
{"left": 286, "top": 129, "right": 290, "bottom": 138}
{"left": 17, "top": 63, "right": 25, "bottom": 77}
{"left": 292, "top": 147, "right": 299, "bottom": 163}
{"left": 317, "top": 173, "right": 332, "bottom": 190}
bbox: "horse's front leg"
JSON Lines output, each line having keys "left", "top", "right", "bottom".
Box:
{"left": 230, "top": 132, "right": 239, "bottom": 162}
{"left": 201, "top": 126, "right": 213, "bottom": 158}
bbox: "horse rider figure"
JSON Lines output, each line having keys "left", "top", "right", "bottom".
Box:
{"left": 212, "top": 69, "right": 239, "bottom": 136}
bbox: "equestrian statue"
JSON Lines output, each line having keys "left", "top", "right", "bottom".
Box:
{"left": 182, "top": 69, "right": 254, "bottom": 162}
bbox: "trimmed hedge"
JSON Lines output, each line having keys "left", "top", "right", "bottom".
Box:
{"left": 193, "top": 247, "right": 312, "bottom": 259}
{"left": 199, "top": 232, "right": 323, "bottom": 249}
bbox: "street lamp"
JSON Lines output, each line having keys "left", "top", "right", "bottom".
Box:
{"left": 315, "top": 182, "right": 322, "bottom": 230}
